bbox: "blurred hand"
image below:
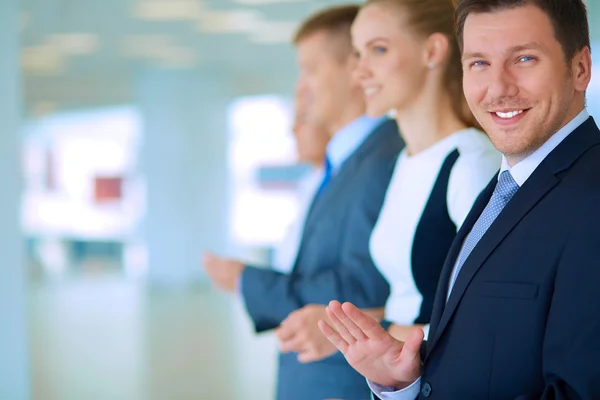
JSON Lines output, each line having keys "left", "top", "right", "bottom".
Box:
{"left": 318, "top": 301, "right": 423, "bottom": 389}
{"left": 202, "top": 252, "right": 244, "bottom": 293}
{"left": 387, "top": 323, "right": 426, "bottom": 342}
{"left": 276, "top": 305, "right": 337, "bottom": 363}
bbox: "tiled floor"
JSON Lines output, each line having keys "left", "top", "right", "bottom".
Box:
{"left": 30, "top": 277, "right": 277, "bottom": 400}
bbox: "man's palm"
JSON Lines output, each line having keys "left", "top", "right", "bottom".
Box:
{"left": 318, "top": 301, "right": 423, "bottom": 388}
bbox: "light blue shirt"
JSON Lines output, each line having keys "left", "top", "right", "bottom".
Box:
{"left": 327, "top": 115, "right": 386, "bottom": 174}
{"left": 370, "top": 108, "right": 590, "bottom": 400}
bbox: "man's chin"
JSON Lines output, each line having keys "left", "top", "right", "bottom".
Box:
{"left": 483, "top": 119, "right": 526, "bottom": 137}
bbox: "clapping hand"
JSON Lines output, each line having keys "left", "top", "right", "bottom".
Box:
{"left": 318, "top": 300, "right": 424, "bottom": 389}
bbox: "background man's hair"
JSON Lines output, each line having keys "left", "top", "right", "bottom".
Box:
{"left": 293, "top": 5, "right": 360, "bottom": 62}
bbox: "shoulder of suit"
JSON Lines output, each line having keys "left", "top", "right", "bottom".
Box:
{"left": 369, "top": 120, "right": 403, "bottom": 155}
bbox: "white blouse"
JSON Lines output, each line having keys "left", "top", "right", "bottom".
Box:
{"left": 370, "top": 128, "right": 501, "bottom": 335}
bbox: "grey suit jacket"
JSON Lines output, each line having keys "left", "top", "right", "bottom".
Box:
{"left": 241, "top": 118, "right": 403, "bottom": 400}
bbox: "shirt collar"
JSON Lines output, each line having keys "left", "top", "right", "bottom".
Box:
{"left": 500, "top": 108, "right": 590, "bottom": 186}
{"left": 326, "top": 115, "right": 386, "bottom": 172}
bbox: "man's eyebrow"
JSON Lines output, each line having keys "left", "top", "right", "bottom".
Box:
{"left": 462, "top": 42, "right": 545, "bottom": 62}
{"left": 462, "top": 52, "right": 485, "bottom": 62}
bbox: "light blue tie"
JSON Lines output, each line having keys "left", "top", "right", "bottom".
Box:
{"left": 447, "top": 170, "right": 520, "bottom": 297}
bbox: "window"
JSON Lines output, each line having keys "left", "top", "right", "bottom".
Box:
{"left": 227, "top": 95, "right": 307, "bottom": 247}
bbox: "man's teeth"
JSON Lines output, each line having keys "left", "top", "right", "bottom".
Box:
{"left": 495, "top": 110, "right": 524, "bottom": 119}
{"left": 365, "top": 88, "right": 378, "bottom": 96}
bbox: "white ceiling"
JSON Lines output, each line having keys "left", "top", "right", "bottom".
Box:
{"left": 19, "top": 0, "right": 350, "bottom": 116}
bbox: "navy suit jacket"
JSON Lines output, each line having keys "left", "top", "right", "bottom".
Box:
{"left": 242, "top": 118, "right": 403, "bottom": 400}
{"left": 414, "top": 117, "right": 600, "bottom": 399}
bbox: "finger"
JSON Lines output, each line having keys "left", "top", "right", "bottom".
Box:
{"left": 279, "top": 339, "right": 300, "bottom": 353}
{"left": 279, "top": 335, "right": 306, "bottom": 353}
{"left": 318, "top": 319, "right": 348, "bottom": 354}
{"left": 330, "top": 302, "right": 368, "bottom": 342}
{"left": 326, "top": 304, "right": 358, "bottom": 344}
{"left": 297, "top": 350, "right": 316, "bottom": 364}
{"left": 297, "top": 343, "right": 337, "bottom": 364}
{"left": 297, "top": 349, "right": 320, "bottom": 364}
{"left": 401, "top": 326, "right": 424, "bottom": 361}
{"left": 274, "top": 324, "right": 296, "bottom": 343}
{"left": 341, "top": 302, "right": 388, "bottom": 340}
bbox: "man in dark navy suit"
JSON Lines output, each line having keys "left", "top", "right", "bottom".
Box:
{"left": 318, "top": 0, "right": 600, "bottom": 399}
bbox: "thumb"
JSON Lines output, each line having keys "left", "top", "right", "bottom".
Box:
{"left": 402, "top": 326, "right": 424, "bottom": 361}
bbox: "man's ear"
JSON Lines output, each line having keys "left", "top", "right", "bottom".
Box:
{"left": 571, "top": 46, "right": 592, "bottom": 93}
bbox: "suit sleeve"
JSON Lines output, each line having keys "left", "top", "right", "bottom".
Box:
{"left": 514, "top": 208, "right": 600, "bottom": 399}
{"left": 241, "top": 156, "right": 393, "bottom": 332}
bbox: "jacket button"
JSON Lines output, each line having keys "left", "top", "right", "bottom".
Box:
{"left": 421, "top": 382, "right": 432, "bottom": 397}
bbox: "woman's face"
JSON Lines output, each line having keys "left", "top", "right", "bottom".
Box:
{"left": 351, "top": 3, "right": 429, "bottom": 117}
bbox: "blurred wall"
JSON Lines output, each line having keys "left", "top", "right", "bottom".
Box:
{"left": 137, "top": 69, "right": 231, "bottom": 286}
{"left": 0, "top": 0, "right": 30, "bottom": 398}
{"left": 590, "top": 1, "right": 599, "bottom": 43}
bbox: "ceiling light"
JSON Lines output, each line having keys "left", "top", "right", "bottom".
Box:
{"left": 196, "top": 9, "right": 263, "bottom": 34}
{"left": 250, "top": 21, "right": 298, "bottom": 44}
{"left": 21, "top": 46, "right": 66, "bottom": 76}
{"left": 122, "top": 34, "right": 174, "bottom": 57}
{"left": 133, "top": 0, "right": 203, "bottom": 21}
{"left": 47, "top": 34, "right": 100, "bottom": 55}
{"left": 234, "top": 0, "right": 310, "bottom": 4}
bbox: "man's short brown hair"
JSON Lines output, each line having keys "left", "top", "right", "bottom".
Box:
{"left": 454, "top": 0, "right": 590, "bottom": 62}
{"left": 293, "top": 5, "right": 360, "bottom": 62}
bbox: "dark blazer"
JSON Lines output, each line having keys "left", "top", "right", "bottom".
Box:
{"left": 242, "top": 118, "right": 403, "bottom": 400}
{"left": 415, "top": 117, "right": 600, "bottom": 399}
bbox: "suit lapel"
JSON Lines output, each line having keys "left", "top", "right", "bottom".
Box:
{"left": 303, "top": 150, "right": 360, "bottom": 229}
{"left": 426, "top": 116, "right": 600, "bottom": 356}
{"left": 425, "top": 176, "right": 496, "bottom": 359}
{"left": 302, "top": 120, "right": 393, "bottom": 236}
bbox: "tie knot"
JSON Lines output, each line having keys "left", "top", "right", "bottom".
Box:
{"left": 496, "top": 170, "right": 519, "bottom": 200}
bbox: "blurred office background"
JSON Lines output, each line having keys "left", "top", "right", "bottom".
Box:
{"left": 2, "top": 0, "right": 600, "bottom": 399}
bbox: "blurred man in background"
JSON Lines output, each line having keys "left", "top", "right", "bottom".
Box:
{"left": 271, "top": 87, "right": 330, "bottom": 275}
{"left": 203, "top": 5, "right": 403, "bottom": 399}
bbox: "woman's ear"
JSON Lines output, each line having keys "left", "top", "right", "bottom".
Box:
{"left": 423, "top": 33, "right": 450, "bottom": 70}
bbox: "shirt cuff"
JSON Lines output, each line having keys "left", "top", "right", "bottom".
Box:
{"left": 422, "top": 324, "right": 430, "bottom": 340}
{"left": 368, "top": 377, "right": 421, "bottom": 400}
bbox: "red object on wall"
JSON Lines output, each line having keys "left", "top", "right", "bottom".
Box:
{"left": 94, "top": 176, "right": 123, "bottom": 202}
